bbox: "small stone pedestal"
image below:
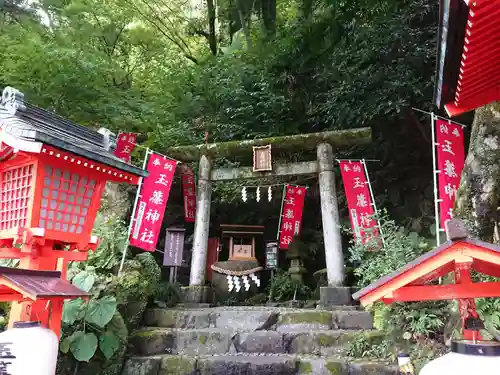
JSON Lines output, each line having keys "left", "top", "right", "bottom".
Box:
{"left": 181, "top": 286, "right": 213, "bottom": 304}
{"left": 319, "top": 286, "right": 355, "bottom": 308}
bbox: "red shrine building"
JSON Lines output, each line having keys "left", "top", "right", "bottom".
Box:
{"left": 434, "top": 0, "right": 500, "bottom": 117}
{"left": 0, "top": 86, "right": 147, "bottom": 336}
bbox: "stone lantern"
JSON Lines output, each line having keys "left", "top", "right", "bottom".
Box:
{"left": 0, "top": 86, "right": 147, "bottom": 336}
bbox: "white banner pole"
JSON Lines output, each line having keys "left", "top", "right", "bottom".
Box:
{"left": 276, "top": 184, "right": 287, "bottom": 241}
{"left": 118, "top": 147, "right": 150, "bottom": 275}
{"left": 430, "top": 113, "right": 442, "bottom": 247}
{"left": 361, "top": 159, "right": 385, "bottom": 248}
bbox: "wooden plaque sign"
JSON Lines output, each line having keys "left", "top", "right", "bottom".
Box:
{"left": 253, "top": 145, "right": 272, "bottom": 172}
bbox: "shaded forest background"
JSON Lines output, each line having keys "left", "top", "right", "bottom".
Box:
{"left": 0, "top": 0, "right": 473, "bottom": 272}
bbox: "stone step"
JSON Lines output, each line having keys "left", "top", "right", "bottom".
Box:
{"left": 131, "top": 328, "right": 234, "bottom": 356}
{"left": 122, "top": 354, "right": 397, "bottom": 375}
{"left": 130, "top": 328, "right": 384, "bottom": 357}
{"left": 143, "top": 307, "right": 373, "bottom": 332}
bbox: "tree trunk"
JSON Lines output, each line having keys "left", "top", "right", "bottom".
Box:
{"left": 455, "top": 103, "right": 500, "bottom": 241}
{"left": 261, "top": 0, "right": 276, "bottom": 37}
{"left": 206, "top": 0, "right": 217, "bottom": 56}
{"left": 299, "top": 0, "right": 314, "bottom": 21}
{"left": 236, "top": 0, "right": 252, "bottom": 49}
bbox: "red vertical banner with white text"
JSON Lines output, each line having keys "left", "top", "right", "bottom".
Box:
{"left": 129, "top": 152, "right": 177, "bottom": 251}
{"left": 435, "top": 119, "right": 465, "bottom": 230}
{"left": 278, "top": 185, "right": 307, "bottom": 249}
{"left": 339, "top": 161, "right": 378, "bottom": 243}
{"left": 182, "top": 168, "right": 196, "bottom": 223}
{"left": 114, "top": 132, "right": 137, "bottom": 163}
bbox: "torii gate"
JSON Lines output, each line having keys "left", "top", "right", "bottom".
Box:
{"left": 168, "top": 128, "right": 371, "bottom": 302}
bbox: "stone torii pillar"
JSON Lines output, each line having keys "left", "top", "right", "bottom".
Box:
{"left": 317, "top": 143, "right": 344, "bottom": 286}
{"left": 168, "top": 128, "right": 372, "bottom": 297}
{"left": 189, "top": 154, "right": 212, "bottom": 286}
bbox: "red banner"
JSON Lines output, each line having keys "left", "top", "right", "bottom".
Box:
{"left": 114, "top": 132, "right": 137, "bottom": 163}
{"left": 339, "top": 161, "right": 377, "bottom": 243}
{"left": 436, "top": 119, "right": 465, "bottom": 230}
{"left": 278, "top": 185, "right": 307, "bottom": 249}
{"left": 129, "top": 152, "right": 177, "bottom": 251}
{"left": 182, "top": 169, "right": 196, "bottom": 223}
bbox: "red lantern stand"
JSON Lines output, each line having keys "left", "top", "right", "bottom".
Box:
{"left": 0, "top": 87, "right": 146, "bottom": 337}
{"left": 353, "top": 219, "right": 500, "bottom": 340}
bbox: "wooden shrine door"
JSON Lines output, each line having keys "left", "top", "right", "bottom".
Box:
{"left": 206, "top": 238, "right": 219, "bottom": 281}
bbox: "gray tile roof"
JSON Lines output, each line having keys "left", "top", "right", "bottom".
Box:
{"left": 0, "top": 87, "right": 147, "bottom": 177}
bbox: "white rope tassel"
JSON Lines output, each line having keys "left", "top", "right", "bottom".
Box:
{"left": 242, "top": 275, "right": 250, "bottom": 291}
{"left": 242, "top": 187, "right": 247, "bottom": 202}
{"left": 233, "top": 275, "right": 241, "bottom": 292}
{"left": 256, "top": 187, "right": 260, "bottom": 202}
{"left": 268, "top": 186, "right": 272, "bottom": 202}
{"left": 250, "top": 272, "right": 260, "bottom": 287}
{"left": 227, "top": 275, "right": 234, "bottom": 292}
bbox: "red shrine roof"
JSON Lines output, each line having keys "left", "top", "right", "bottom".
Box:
{"left": 352, "top": 219, "right": 500, "bottom": 306}
{"left": 434, "top": 0, "right": 500, "bottom": 117}
{"left": 0, "top": 86, "right": 147, "bottom": 181}
{"left": 0, "top": 267, "right": 88, "bottom": 302}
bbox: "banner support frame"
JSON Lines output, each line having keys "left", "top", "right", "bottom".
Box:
{"left": 361, "top": 159, "right": 385, "bottom": 248}
{"left": 118, "top": 147, "right": 151, "bottom": 275}
{"left": 431, "top": 113, "right": 442, "bottom": 247}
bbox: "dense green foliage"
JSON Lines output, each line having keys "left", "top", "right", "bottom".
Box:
{"left": 266, "top": 269, "right": 311, "bottom": 302}
{"left": 57, "top": 215, "right": 161, "bottom": 374}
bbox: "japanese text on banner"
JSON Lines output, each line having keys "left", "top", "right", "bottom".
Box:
{"left": 435, "top": 119, "right": 465, "bottom": 230}
{"left": 114, "top": 132, "right": 137, "bottom": 163}
{"left": 129, "top": 153, "right": 177, "bottom": 251}
{"left": 279, "top": 185, "right": 306, "bottom": 249}
{"left": 182, "top": 169, "right": 196, "bottom": 223}
{"left": 339, "top": 161, "right": 377, "bottom": 244}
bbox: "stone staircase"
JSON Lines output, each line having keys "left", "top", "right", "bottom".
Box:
{"left": 122, "top": 306, "right": 397, "bottom": 375}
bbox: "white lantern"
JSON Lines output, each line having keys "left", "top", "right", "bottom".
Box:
{"left": 420, "top": 340, "right": 500, "bottom": 375}
{"left": 0, "top": 321, "right": 59, "bottom": 375}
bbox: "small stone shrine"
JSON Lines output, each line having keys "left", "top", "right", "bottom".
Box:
{"left": 222, "top": 224, "right": 263, "bottom": 261}
{"left": 210, "top": 224, "right": 264, "bottom": 301}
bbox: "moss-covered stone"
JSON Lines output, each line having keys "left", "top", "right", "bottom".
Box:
{"left": 279, "top": 311, "right": 333, "bottom": 326}
{"left": 297, "top": 360, "right": 313, "bottom": 374}
{"left": 325, "top": 359, "right": 348, "bottom": 375}
{"left": 144, "top": 309, "right": 181, "bottom": 328}
{"left": 122, "top": 357, "right": 161, "bottom": 375}
{"left": 159, "top": 355, "right": 197, "bottom": 375}
{"left": 166, "top": 128, "right": 372, "bottom": 161}
{"left": 347, "top": 361, "right": 397, "bottom": 375}
{"left": 129, "top": 329, "right": 176, "bottom": 356}
{"left": 176, "top": 329, "right": 232, "bottom": 355}
{"left": 111, "top": 252, "right": 162, "bottom": 331}
{"left": 455, "top": 103, "right": 500, "bottom": 241}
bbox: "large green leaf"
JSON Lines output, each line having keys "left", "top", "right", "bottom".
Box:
{"left": 60, "top": 331, "right": 84, "bottom": 354}
{"left": 72, "top": 269, "right": 96, "bottom": 292}
{"left": 70, "top": 332, "right": 98, "bottom": 362}
{"left": 99, "top": 332, "right": 120, "bottom": 360}
{"left": 62, "top": 298, "right": 85, "bottom": 324}
{"left": 84, "top": 296, "right": 117, "bottom": 327}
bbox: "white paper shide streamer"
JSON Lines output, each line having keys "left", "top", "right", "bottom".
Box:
{"left": 233, "top": 276, "right": 241, "bottom": 292}
{"left": 241, "top": 187, "right": 247, "bottom": 202}
{"left": 250, "top": 273, "right": 260, "bottom": 287}
{"left": 227, "top": 275, "right": 234, "bottom": 292}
